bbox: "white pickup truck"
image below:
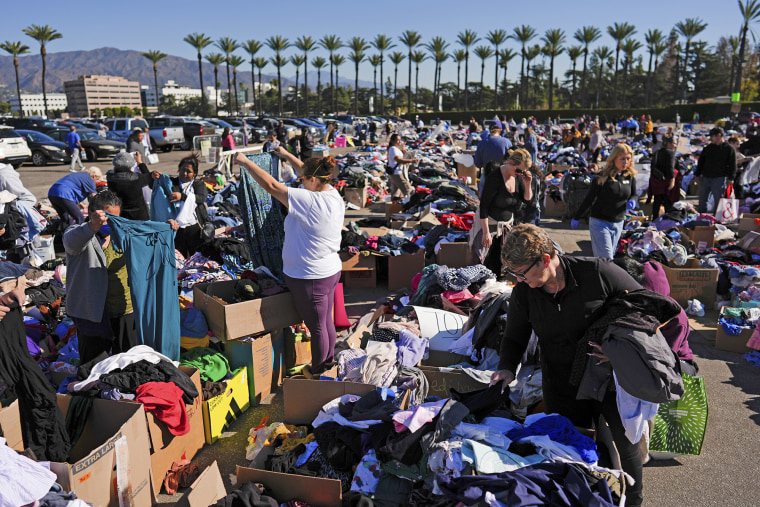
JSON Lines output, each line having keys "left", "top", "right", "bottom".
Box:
{"left": 104, "top": 117, "right": 185, "bottom": 152}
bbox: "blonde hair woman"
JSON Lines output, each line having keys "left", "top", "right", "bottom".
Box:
{"left": 571, "top": 143, "right": 637, "bottom": 258}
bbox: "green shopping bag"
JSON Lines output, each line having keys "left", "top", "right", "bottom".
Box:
{"left": 649, "top": 374, "right": 708, "bottom": 456}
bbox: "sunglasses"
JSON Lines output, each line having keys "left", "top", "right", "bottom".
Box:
{"left": 506, "top": 256, "right": 543, "bottom": 281}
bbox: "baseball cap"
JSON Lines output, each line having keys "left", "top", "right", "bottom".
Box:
{"left": 133, "top": 127, "right": 143, "bottom": 133}
{"left": 709, "top": 127, "right": 724, "bottom": 136}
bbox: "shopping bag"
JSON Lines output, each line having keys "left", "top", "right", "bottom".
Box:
{"left": 715, "top": 184, "right": 739, "bottom": 224}
{"left": 649, "top": 373, "right": 708, "bottom": 456}
{"left": 147, "top": 153, "right": 160, "bottom": 164}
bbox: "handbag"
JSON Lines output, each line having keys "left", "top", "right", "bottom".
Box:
{"left": 715, "top": 184, "right": 739, "bottom": 224}
{"left": 649, "top": 373, "right": 708, "bottom": 456}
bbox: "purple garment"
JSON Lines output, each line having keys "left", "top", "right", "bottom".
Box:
{"left": 652, "top": 218, "right": 679, "bottom": 231}
{"left": 642, "top": 262, "right": 694, "bottom": 360}
{"left": 393, "top": 399, "right": 448, "bottom": 433}
{"left": 101, "top": 388, "right": 135, "bottom": 401}
{"left": 26, "top": 336, "right": 41, "bottom": 357}
{"left": 397, "top": 329, "right": 427, "bottom": 367}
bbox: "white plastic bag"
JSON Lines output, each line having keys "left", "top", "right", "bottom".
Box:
{"left": 147, "top": 153, "right": 160, "bottom": 164}
{"left": 175, "top": 182, "right": 196, "bottom": 228}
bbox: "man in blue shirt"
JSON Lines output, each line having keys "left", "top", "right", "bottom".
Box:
{"left": 64, "top": 126, "right": 85, "bottom": 172}
{"left": 474, "top": 120, "right": 512, "bottom": 195}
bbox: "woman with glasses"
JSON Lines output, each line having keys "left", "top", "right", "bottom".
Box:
{"left": 233, "top": 147, "right": 344, "bottom": 377}
{"left": 491, "top": 224, "right": 644, "bottom": 507}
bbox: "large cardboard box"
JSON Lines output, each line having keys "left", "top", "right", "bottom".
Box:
{"left": 225, "top": 333, "right": 275, "bottom": 405}
{"left": 384, "top": 202, "right": 404, "bottom": 218}
{"left": 678, "top": 225, "right": 715, "bottom": 252}
{"left": 141, "top": 366, "right": 205, "bottom": 496}
{"left": 50, "top": 395, "right": 153, "bottom": 507}
{"left": 283, "top": 370, "right": 375, "bottom": 425}
{"left": 202, "top": 367, "right": 250, "bottom": 444}
{"left": 660, "top": 259, "right": 719, "bottom": 309}
{"left": 543, "top": 195, "right": 567, "bottom": 217}
{"left": 340, "top": 251, "right": 377, "bottom": 288}
{"left": 344, "top": 187, "right": 367, "bottom": 208}
{"left": 387, "top": 247, "right": 425, "bottom": 291}
{"left": 175, "top": 461, "right": 227, "bottom": 507}
{"left": 193, "top": 281, "right": 301, "bottom": 340}
{"left": 420, "top": 366, "right": 488, "bottom": 398}
{"left": 237, "top": 466, "right": 342, "bottom": 507}
{"left": 0, "top": 400, "right": 23, "bottom": 451}
{"left": 738, "top": 213, "right": 760, "bottom": 238}
{"left": 438, "top": 242, "right": 471, "bottom": 268}
{"left": 715, "top": 308, "right": 754, "bottom": 353}
{"left": 456, "top": 163, "right": 478, "bottom": 188}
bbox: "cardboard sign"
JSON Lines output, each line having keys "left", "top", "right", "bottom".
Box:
{"left": 202, "top": 367, "right": 250, "bottom": 444}
{"left": 413, "top": 306, "right": 467, "bottom": 350}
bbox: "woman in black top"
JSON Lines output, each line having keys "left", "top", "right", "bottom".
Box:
{"left": 648, "top": 137, "right": 677, "bottom": 219}
{"left": 472, "top": 148, "right": 533, "bottom": 275}
{"left": 571, "top": 143, "right": 637, "bottom": 259}
{"left": 491, "top": 224, "right": 644, "bottom": 507}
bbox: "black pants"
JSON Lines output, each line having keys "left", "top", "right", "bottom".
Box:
{"left": 0, "top": 305, "right": 70, "bottom": 461}
{"left": 74, "top": 312, "right": 139, "bottom": 365}
{"left": 175, "top": 224, "right": 203, "bottom": 259}
{"left": 48, "top": 195, "right": 84, "bottom": 234}
{"left": 651, "top": 193, "right": 672, "bottom": 220}
{"left": 543, "top": 378, "right": 643, "bottom": 507}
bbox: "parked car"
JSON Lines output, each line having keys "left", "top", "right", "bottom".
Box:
{"left": 45, "top": 128, "right": 125, "bottom": 161}
{"left": 105, "top": 131, "right": 129, "bottom": 143}
{"left": 241, "top": 118, "right": 268, "bottom": 143}
{"left": 297, "top": 118, "right": 327, "bottom": 139}
{"left": 180, "top": 120, "right": 216, "bottom": 150}
{"left": 204, "top": 119, "right": 245, "bottom": 146}
{"left": 145, "top": 117, "right": 186, "bottom": 151}
{"left": 15, "top": 129, "right": 70, "bottom": 166}
{"left": 737, "top": 111, "right": 760, "bottom": 126}
{"left": 0, "top": 126, "right": 32, "bottom": 168}
{"left": 0, "top": 117, "right": 58, "bottom": 131}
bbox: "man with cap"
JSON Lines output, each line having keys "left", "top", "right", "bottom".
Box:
{"left": 126, "top": 128, "right": 149, "bottom": 166}
{"left": 474, "top": 119, "right": 512, "bottom": 195}
{"left": 695, "top": 126, "right": 737, "bottom": 214}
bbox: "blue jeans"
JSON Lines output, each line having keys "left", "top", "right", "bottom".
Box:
{"left": 588, "top": 217, "right": 623, "bottom": 259}
{"left": 698, "top": 176, "right": 726, "bottom": 214}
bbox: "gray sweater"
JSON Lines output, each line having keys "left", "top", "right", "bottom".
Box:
{"left": 63, "top": 222, "right": 108, "bottom": 322}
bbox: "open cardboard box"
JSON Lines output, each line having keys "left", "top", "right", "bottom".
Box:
{"left": 225, "top": 332, "right": 276, "bottom": 405}
{"left": 438, "top": 242, "right": 472, "bottom": 269}
{"left": 715, "top": 308, "right": 754, "bottom": 353}
{"left": 677, "top": 225, "right": 715, "bottom": 252}
{"left": 193, "top": 281, "right": 301, "bottom": 340}
{"left": 659, "top": 259, "right": 719, "bottom": 309}
{"left": 344, "top": 187, "right": 367, "bottom": 208}
{"left": 237, "top": 466, "right": 342, "bottom": 507}
{"left": 175, "top": 461, "right": 227, "bottom": 507}
{"left": 51, "top": 395, "right": 153, "bottom": 507}
{"left": 340, "top": 251, "right": 377, "bottom": 289}
{"left": 0, "top": 399, "right": 23, "bottom": 451}
{"left": 738, "top": 213, "right": 760, "bottom": 238}
{"left": 387, "top": 247, "right": 425, "bottom": 291}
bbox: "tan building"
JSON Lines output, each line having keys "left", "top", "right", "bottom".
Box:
{"left": 63, "top": 75, "right": 142, "bottom": 117}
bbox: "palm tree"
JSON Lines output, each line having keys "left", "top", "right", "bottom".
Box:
{"left": 22, "top": 24, "right": 62, "bottom": 118}
{"left": 368, "top": 54, "right": 381, "bottom": 112}
{"left": 215, "top": 37, "right": 240, "bottom": 115}
{"left": 411, "top": 50, "right": 427, "bottom": 112}
{"left": 675, "top": 18, "right": 707, "bottom": 102}
{"left": 620, "top": 38, "right": 642, "bottom": 107}
{"left": 457, "top": 30, "right": 479, "bottom": 111}
{"left": 142, "top": 50, "right": 167, "bottom": 112}
{"left": 574, "top": 26, "right": 601, "bottom": 107}
{"left": 294, "top": 36, "right": 316, "bottom": 114}
{"left": 735, "top": 0, "right": 760, "bottom": 95}
{"left": 425, "top": 37, "right": 449, "bottom": 112}
{"left": 333, "top": 54, "right": 346, "bottom": 110}
{"left": 229, "top": 55, "right": 245, "bottom": 113}
{"left": 511, "top": 25, "right": 536, "bottom": 109}
{"left": 371, "top": 35, "right": 395, "bottom": 115}
{"left": 541, "top": 29, "right": 566, "bottom": 110}
{"left": 593, "top": 46, "right": 613, "bottom": 107}
{"left": 607, "top": 22, "right": 636, "bottom": 107}
{"left": 320, "top": 35, "right": 343, "bottom": 113}
{"left": 266, "top": 35, "right": 290, "bottom": 116}
{"left": 312, "top": 56, "right": 327, "bottom": 113}
{"left": 389, "top": 51, "right": 405, "bottom": 113}
{"left": 728, "top": 35, "right": 740, "bottom": 95}
{"left": 524, "top": 45, "right": 541, "bottom": 108}
{"left": 0, "top": 41, "right": 30, "bottom": 117}
{"left": 242, "top": 40, "right": 263, "bottom": 116}
{"left": 498, "top": 48, "right": 517, "bottom": 109}
{"left": 205, "top": 52, "right": 225, "bottom": 115}
{"left": 254, "top": 57, "right": 268, "bottom": 115}
{"left": 474, "top": 46, "right": 494, "bottom": 110}
{"left": 289, "top": 54, "right": 306, "bottom": 116}
{"left": 348, "top": 37, "right": 368, "bottom": 115}
{"left": 184, "top": 33, "right": 213, "bottom": 116}
{"left": 452, "top": 49, "right": 466, "bottom": 110}
{"left": 644, "top": 29, "right": 665, "bottom": 106}
{"left": 399, "top": 30, "right": 422, "bottom": 114}
{"left": 486, "top": 30, "right": 508, "bottom": 109}
{"left": 566, "top": 46, "right": 583, "bottom": 107}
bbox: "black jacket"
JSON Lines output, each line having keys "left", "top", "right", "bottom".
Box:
{"left": 573, "top": 172, "right": 636, "bottom": 223}
{"left": 106, "top": 162, "right": 153, "bottom": 220}
{"left": 695, "top": 141, "right": 737, "bottom": 180}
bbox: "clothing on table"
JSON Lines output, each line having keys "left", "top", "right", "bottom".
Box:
{"left": 96, "top": 359, "right": 198, "bottom": 403}
{"left": 136, "top": 382, "right": 190, "bottom": 436}
{"left": 351, "top": 450, "right": 382, "bottom": 495}
{"left": 107, "top": 214, "right": 181, "bottom": 361}
{"left": 179, "top": 347, "right": 230, "bottom": 382}
{"left": 343, "top": 340, "right": 398, "bottom": 387}
{"left": 73, "top": 345, "right": 178, "bottom": 391}
{"left": 237, "top": 154, "right": 286, "bottom": 278}
{"left": 461, "top": 438, "right": 545, "bottom": 473}
{"left": 392, "top": 399, "right": 448, "bottom": 433}
{"left": 0, "top": 436, "right": 57, "bottom": 507}
{"left": 0, "top": 305, "right": 70, "bottom": 461}
{"left": 506, "top": 413, "right": 599, "bottom": 464}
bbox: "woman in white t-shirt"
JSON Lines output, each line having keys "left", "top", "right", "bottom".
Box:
{"left": 233, "top": 148, "right": 345, "bottom": 376}
{"left": 386, "top": 134, "right": 418, "bottom": 199}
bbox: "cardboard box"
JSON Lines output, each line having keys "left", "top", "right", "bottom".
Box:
{"left": 738, "top": 213, "right": 760, "bottom": 238}
{"left": 456, "top": 163, "right": 478, "bottom": 188}
{"left": 237, "top": 466, "right": 342, "bottom": 507}
{"left": 438, "top": 242, "right": 471, "bottom": 269}
{"left": 271, "top": 330, "right": 285, "bottom": 390}
{"left": 340, "top": 251, "right": 377, "bottom": 288}
{"left": 283, "top": 370, "right": 375, "bottom": 425}
{"left": 384, "top": 202, "right": 404, "bottom": 218}
{"left": 715, "top": 308, "right": 754, "bottom": 353}
{"left": 660, "top": 259, "right": 719, "bottom": 309}
{"left": 175, "top": 461, "right": 227, "bottom": 507}
{"left": 678, "top": 225, "right": 715, "bottom": 252}
{"left": 225, "top": 333, "right": 275, "bottom": 405}
{"left": 202, "top": 367, "right": 250, "bottom": 444}
{"left": 543, "top": 196, "right": 567, "bottom": 217}
{"left": 193, "top": 282, "right": 301, "bottom": 340}
{"left": 50, "top": 395, "right": 153, "bottom": 507}
{"left": 139, "top": 366, "right": 205, "bottom": 496}
{"left": 387, "top": 248, "right": 425, "bottom": 291}
{"left": 284, "top": 331, "right": 311, "bottom": 369}
{"left": 421, "top": 366, "right": 488, "bottom": 398}
{"left": 344, "top": 187, "right": 367, "bottom": 208}
{"left": 0, "top": 400, "right": 23, "bottom": 451}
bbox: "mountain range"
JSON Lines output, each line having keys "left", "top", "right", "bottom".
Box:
{"left": 0, "top": 47, "right": 376, "bottom": 94}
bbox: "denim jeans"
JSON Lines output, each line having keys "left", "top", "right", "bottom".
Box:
{"left": 588, "top": 217, "right": 623, "bottom": 259}
{"left": 697, "top": 176, "right": 726, "bottom": 214}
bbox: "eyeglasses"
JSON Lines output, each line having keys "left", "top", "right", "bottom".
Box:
{"left": 507, "top": 256, "right": 543, "bottom": 281}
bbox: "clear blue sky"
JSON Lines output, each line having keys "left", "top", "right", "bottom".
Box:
{"left": 0, "top": 0, "right": 746, "bottom": 89}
